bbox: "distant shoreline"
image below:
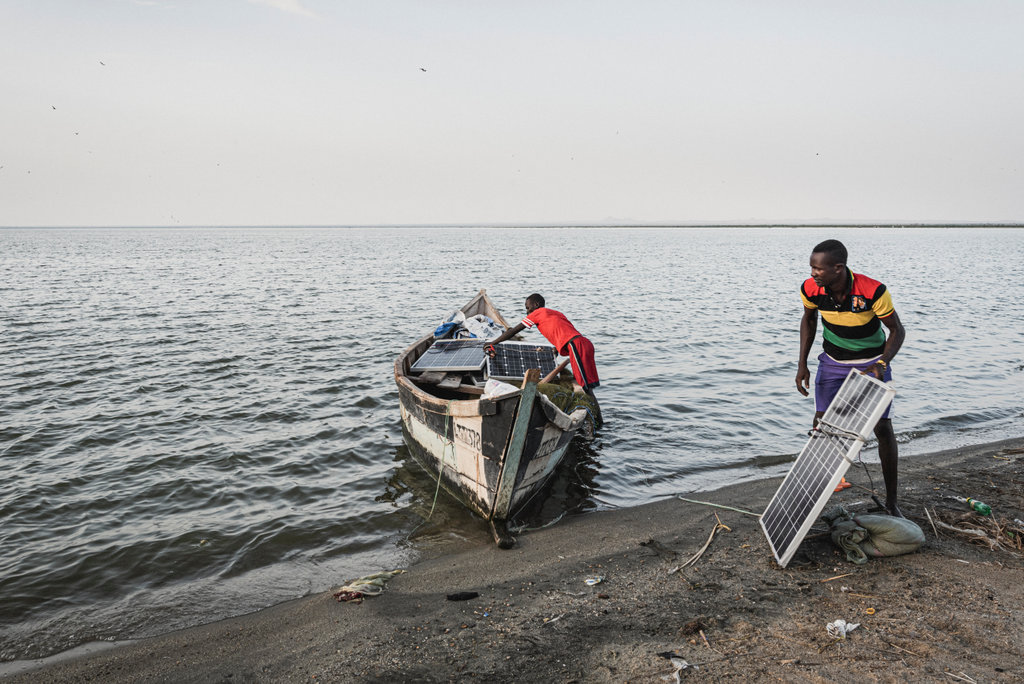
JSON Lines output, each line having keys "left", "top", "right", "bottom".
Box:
{"left": 3, "top": 223, "right": 1023, "bottom": 230}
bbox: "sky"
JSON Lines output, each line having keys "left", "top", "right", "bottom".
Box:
{"left": 1, "top": 0, "right": 1022, "bottom": 227}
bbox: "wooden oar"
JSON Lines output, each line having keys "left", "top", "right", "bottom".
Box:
{"left": 541, "top": 358, "right": 570, "bottom": 384}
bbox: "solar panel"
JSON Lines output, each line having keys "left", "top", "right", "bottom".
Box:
{"left": 486, "top": 341, "right": 558, "bottom": 381}
{"left": 410, "top": 339, "right": 487, "bottom": 373}
{"left": 760, "top": 370, "right": 896, "bottom": 567}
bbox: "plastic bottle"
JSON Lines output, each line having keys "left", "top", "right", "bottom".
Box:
{"left": 953, "top": 496, "right": 992, "bottom": 515}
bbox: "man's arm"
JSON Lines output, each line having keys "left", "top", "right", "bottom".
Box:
{"left": 796, "top": 307, "right": 818, "bottom": 396}
{"left": 865, "top": 311, "right": 905, "bottom": 379}
{"left": 486, "top": 322, "right": 526, "bottom": 353}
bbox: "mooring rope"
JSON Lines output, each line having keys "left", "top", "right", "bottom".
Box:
{"left": 405, "top": 400, "right": 456, "bottom": 541}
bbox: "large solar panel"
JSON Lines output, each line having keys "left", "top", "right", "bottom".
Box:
{"left": 487, "top": 341, "right": 558, "bottom": 381}
{"left": 760, "top": 370, "right": 896, "bottom": 567}
{"left": 410, "top": 339, "right": 487, "bottom": 373}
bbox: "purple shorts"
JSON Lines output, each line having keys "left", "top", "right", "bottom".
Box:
{"left": 814, "top": 352, "right": 893, "bottom": 418}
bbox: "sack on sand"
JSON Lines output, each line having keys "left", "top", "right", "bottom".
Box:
{"left": 856, "top": 514, "right": 927, "bottom": 558}
{"left": 822, "top": 505, "right": 926, "bottom": 564}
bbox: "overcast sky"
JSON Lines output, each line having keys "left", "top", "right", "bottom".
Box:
{"left": 1, "top": 0, "right": 1022, "bottom": 227}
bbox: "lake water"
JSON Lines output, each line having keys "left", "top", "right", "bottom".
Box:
{"left": 2, "top": 226, "right": 1022, "bottom": 662}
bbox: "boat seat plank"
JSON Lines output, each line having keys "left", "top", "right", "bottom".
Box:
{"left": 416, "top": 371, "right": 448, "bottom": 385}
{"left": 436, "top": 374, "right": 464, "bottom": 389}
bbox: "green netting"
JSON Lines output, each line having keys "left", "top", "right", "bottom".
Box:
{"left": 537, "top": 375, "right": 598, "bottom": 436}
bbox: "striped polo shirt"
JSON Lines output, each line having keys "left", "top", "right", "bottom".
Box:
{"left": 800, "top": 270, "right": 895, "bottom": 361}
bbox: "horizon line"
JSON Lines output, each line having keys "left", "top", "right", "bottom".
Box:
{"left": 3, "top": 221, "right": 1024, "bottom": 230}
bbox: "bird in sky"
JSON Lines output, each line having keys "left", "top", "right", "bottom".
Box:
{"left": 100, "top": 61, "right": 106, "bottom": 66}
{"left": 419, "top": 67, "right": 427, "bottom": 72}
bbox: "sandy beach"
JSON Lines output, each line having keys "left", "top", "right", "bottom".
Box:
{"left": 4, "top": 437, "right": 1023, "bottom": 683}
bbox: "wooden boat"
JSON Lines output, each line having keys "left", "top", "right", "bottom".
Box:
{"left": 393, "top": 290, "right": 590, "bottom": 547}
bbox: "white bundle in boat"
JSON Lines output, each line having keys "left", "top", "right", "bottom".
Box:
{"left": 460, "top": 314, "right": 505, "bottom": 340}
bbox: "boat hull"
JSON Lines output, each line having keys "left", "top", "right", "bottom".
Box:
{"left": 397, "top": 382, "right": 581, "bottom": 520}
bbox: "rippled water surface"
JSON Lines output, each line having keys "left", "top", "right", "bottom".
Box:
{"left": 2, "top": 226, "right": 1022, "bottom": 661}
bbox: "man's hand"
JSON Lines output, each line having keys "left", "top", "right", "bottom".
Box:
{"left": 861, "top": 360, "right": 885, "bottom": 380}
{"left": 795, "top": 364, "right": 811, "bottom": 396}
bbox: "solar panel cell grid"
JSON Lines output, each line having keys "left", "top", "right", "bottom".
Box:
{"left": 410, "top": 339, "right": 487, "bottom": 373}
{"left": 487, "top": 342, "right": 558, "bottom": 381}
{"left": 761, "top": 433, "right": 854, "bottom": 560}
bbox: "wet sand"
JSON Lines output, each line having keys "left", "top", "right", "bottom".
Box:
{"left": 5, "top": 437, "right": 1023, "bottom": 683}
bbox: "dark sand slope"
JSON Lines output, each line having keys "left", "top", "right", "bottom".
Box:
{"left": 5, "top": 438, "right": 1023, "bottom": 683}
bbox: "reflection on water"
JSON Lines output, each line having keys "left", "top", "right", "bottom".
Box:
{"left": 508, "top": 437, "right": 609, "bottom": 530}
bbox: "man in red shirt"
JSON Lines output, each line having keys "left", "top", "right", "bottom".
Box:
{"left": 487, "top": 293, "right": 602, "bottom": 425}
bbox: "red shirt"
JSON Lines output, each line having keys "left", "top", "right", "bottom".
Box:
{"left": 521, "top": 307, "right": 581, "bottom": 354}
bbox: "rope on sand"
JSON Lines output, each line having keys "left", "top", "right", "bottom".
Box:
{"left": 677, "top": 496, "right": 760, "bottom": 518}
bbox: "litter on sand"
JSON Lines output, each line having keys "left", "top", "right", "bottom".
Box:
{"left": 662, "top": 657, "right": 693, "bottom": 683}
{"left": 826, "top": 619, "right": 861, "bottom": 639}
{"left": 930, "top": 508, "right": 1024, "bottom": 554}
{"left": 584, "top": 576, "right": 604, "bottom": 586}
{"left": 333, "top": 569, "right": 405, "bottom": 602}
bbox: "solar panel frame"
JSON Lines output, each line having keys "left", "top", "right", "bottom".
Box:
{"left": 760, "top": 370, "right": 896, "bottom": 568}
{"left": 410, "top": 339, "right": 487, "bottom": 373}
{"left": 486, "top": 341, "right": 558, "bottom": 381}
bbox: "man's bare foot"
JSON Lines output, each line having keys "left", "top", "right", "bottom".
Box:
{"left": 886, "top": 502, "right": 905, "bottom": 518}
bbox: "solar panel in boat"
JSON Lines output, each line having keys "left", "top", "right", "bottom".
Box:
{"left": 410, "top": 339, "right": 487, "bottom": 373}
{"left": 487, "top": 341, "right": 558, "bottom": 381}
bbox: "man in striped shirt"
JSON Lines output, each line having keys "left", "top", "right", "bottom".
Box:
{"left": 796, "top": 239, "right": 907, "bottom": 517}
